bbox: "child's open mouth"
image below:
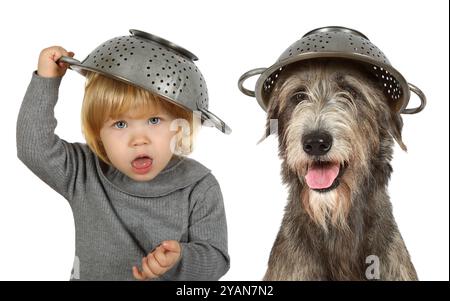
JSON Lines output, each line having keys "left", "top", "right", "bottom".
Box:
{"left": 131, "top": 155, "right": 153, "bottom": 174}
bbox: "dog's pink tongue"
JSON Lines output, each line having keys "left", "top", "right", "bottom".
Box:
{"left": 132, "top": 157, "right": 152, "bottom": 169}
{"left": 305, "top": 163, "right": 340, "bottom": 189}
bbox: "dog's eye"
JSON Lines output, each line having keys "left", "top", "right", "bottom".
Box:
{"left": 341, "top": 84, "right": 360, "bottom": 98}
{"left": 290, "top": 90, "right": 308, "bottom": 104}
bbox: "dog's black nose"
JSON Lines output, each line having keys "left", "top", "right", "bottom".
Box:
{"left": 302, "top": 132, "right": 333, "bottom": 156}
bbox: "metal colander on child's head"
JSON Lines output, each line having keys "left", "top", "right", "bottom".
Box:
{"left": 238, "top": 26, "right": 426, "bottom": 115}
{"left": 59, "top": 29, "right": 231, "bottom": 134}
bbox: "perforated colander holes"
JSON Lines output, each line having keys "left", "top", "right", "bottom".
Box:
{"left": 147, "top": 63, "right": 185, "bottom": 96}
{"left": 198, "top": 96, "right": 208, "bottom": 109}
{"left": 92, "top": 37, "right": 139, "bottom": 68}
{"left": 291, "top": 33, "right": 334, "bottom": 55}
{"left": 372, "top": 66, "right": 402, "bottom": 101}
{"left": 198, "top": 77, "right": 208, "bottom": 106}
{"left": 356, "top": 36, "right": 387, "bottom": 64}
{"left": 307, "top": 33, "right": 329, "bottom": 52}
{"left": 263, "top": 67, "right": 284, "bottom": 92}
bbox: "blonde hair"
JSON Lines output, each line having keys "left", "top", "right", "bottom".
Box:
{"left": 81, "top": 72, "right": 197, "bottom": 164}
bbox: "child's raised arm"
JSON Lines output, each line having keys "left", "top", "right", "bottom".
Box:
{"left": 17, "top": 46, "right": 85, "bottom": 202}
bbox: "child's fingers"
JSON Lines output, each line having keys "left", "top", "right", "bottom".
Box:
{"left": 146, "top": 253, "right": 166, "bottom": 277}
{"left": 160, "top": 241, "right": 182, "bottom": 265}
{"left": 44, "top": 47, "right": 70, "bottom": 69}
{"left": 57, "top": 50, "right": 74, "bottom": 69}
{"left": 38, "top": 46, "right": 74, "bottom": 78}
{"left": 132, "top": 266, "right": 146, "bottom": 281}
{"left": 58, "top": 62, "right": 68, "bottom": 69}
{"left": 141, "top": 256, "right": 159, "bottom": 279}
{"left": 153, "top": 247, "right": 170, "bottom": 268}
{"left": 165, "top": 251, "right": 181, "bottom": 267}
{"left": 47, "top": 46, "right": 68, "bottom": 61}
{"left": 59, "top": 51, "right": 75, "bottom": 65}
{"left": 161, "top": 240, "right": 181, "bottom": 254}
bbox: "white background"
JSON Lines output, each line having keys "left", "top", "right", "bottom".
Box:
{"left": 0, "top": 0, "right": 448, "bottom": 281}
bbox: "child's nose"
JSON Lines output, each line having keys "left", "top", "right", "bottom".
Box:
{"left": 132, "top": 138, "right": 148, "bottom": 147}
{"left": 130, "top": 132, "right": 150, "bottom": 147}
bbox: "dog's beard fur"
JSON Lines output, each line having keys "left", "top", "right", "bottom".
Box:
{"left": 300, "top": 178, "right": 352, "bottom": 231}
{"left": 266, "top": 60, "right": 406, "bottom": 232}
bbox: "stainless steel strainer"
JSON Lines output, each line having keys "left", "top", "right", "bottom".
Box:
{"left": 58, "top": 29, "right": 231, "bottom": 134}
{"left": 238, "top": 26, "right": 426, "bottom": 115}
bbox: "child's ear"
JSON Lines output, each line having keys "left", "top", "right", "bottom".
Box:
{"left": 389, "top": 113, "right": 407, "bottom": 152}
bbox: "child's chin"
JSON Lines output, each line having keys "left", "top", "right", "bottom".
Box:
{"left": 128, "top": 170, "right": 157, "bottom": 182}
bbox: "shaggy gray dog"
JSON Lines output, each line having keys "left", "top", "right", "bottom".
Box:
{"left": 263, "top": 60, "right": 417, "bottom": 280}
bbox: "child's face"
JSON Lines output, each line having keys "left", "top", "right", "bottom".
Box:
{"left": 99, "top": 109, "right": 178, "bottom": 182}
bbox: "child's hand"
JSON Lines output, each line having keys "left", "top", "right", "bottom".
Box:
{"left": 37, "top": 46, "right": 75, "bottom": 78}
{"left": 132, "top": 240, "right": 182, "bottom": 280}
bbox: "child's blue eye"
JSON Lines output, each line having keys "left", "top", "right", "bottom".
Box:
{"left": 114, "top": 121, "right": 127, "bottom": 129}
{"left": 148, "top": 117, "right": 161, "bottom": 125}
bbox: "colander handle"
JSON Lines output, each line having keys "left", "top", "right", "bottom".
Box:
{"left": 56, "top": 56, "right": 81, "bottom": 66}
{"left": 238, "top": 68, "right": 266, "bottom": 97}
{"left": 401, "top": 83, "right": 427, "bottom": 114}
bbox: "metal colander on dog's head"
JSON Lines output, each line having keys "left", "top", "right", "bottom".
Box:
{"left": 238, "top": 26, "right": 426, "bottom": 115}
{"left": 59, "top": 29, "right": 231, "bottom": 134}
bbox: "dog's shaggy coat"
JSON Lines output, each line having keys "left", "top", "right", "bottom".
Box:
{"left": 263, "top": 60, "right": 417, "bottom": 280}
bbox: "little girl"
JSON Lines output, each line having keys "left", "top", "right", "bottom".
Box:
{"left": 16, "top": 31, "right": 231, "bottom": 280}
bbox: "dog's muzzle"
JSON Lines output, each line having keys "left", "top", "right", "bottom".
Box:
{"left": 302, "top": 132, "right": 333, "bottom": 156}
{"left": 305, "top": 161, "right": 348, "bottom": 193}
{"left": 301, "top": 131, "right": 343, "bottom": 192}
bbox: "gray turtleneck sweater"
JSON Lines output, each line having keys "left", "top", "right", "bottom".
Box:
{"left": 16, "top": 71, "right": 230, "bottom": 281}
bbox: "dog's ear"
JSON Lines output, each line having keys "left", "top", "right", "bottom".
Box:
{"left": 367, "top": 68, "right": 408, "bottom": 152}
{"left": 389, "top": 113, "right": 407, "bottom": 152}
